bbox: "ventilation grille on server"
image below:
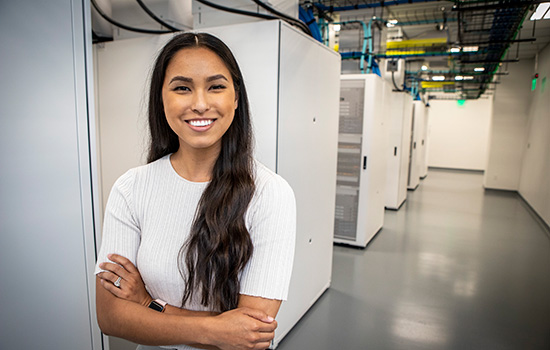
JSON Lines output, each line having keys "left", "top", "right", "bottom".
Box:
{"left": 334, "top": 80, "right": 364, "bottom": 241}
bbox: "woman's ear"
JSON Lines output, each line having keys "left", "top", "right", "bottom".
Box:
{"left": 234, "top": 96, "right": 238, "bottom": 110}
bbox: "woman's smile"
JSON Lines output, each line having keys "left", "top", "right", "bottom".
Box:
{"left": 186, "top": 119, "right": 216, "bottom": 128}
{"left": 185, "top": 118, "right": 218, "bottom": 133}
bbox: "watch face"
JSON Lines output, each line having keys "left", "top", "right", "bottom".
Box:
{"left": 149, "top": 300, "right": 164, "bottom": 312}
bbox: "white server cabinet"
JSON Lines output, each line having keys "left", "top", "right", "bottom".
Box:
{"left": 94, "top": 20, "right": 340, "bottom": 349}
{"left": 385, "top": 91, "right": 413, "bottom": 210}
{"left": 413, "top": 100, "right": 427, "bottom": 182}
{"left": 1, "top": 1, "right": 102, "bottom": 349}
{"left": 334, "top": 74, "right": 386, "bottom": 247}
{"left": 407, "top": 100, "right": 422, "bottom": 190}
{"left": 420, "top": 104, "right": 430, "bottom": 178}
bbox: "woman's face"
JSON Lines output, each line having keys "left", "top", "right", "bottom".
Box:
{"left": 162, "top": 47, "right": 237, "bottom": 154}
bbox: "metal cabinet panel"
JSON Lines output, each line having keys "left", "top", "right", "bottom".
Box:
{"left": 408, "top": 101, "right": 424, "bottom": 190}
{"left": 0, "top": 0, "right": 100, "bottom": 348}
{"left": 276, "top": 22, "right": 340, "bottom": 347}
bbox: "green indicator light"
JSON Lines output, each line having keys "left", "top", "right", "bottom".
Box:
{"left": 457, "top": 99, "right": 466, "bottom": 106}
{"left": 532, "top": 78, "right": 537, "bottom": 91}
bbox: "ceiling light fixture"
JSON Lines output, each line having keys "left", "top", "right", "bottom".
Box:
{"left": 463, "top": 46, "right": 479, "bottom": 52}
{"left": 474, "top": 67, "right": 485, "bottom": 72}
{"left": 450, "top": 47, "right": 461, "bottom": 53}
{"left": 333, "top": 24, "right": 341, "bottom": 32}
{"left": 455, "top": 76, "right": 464, "bottom": 81}
{"left": 464, "top": 76, "right": 474, "bottom": 80}
{"left": 432, "top": 76, "right": 445, "bottom": 81}
{"left": 530, "top": 2, "right": 550, "bottom": 20}
{"left": 421, "top": 65, "right": 428, "bottom": 71}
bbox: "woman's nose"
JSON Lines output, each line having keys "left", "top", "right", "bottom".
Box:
{"left": 191, "top": 91, "right": 210, "bottom": 114}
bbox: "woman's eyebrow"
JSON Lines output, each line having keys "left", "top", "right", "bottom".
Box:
{"left": 169, "top": 74, "right": 228, "bottom": 84}
{"left": 169, "top": 75, "right": 192, "bottom": 84}
{"left": 206, "top": 74, "right": 228, "bottom": 82}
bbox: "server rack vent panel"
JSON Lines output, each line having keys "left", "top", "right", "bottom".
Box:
{"left": 335, "top": 187, "right": 360, "bottom": 240}
{"left": 334, "top": 80, "right": 364, "bottom": 241}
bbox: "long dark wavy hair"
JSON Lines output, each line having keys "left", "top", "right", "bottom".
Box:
{"left": 147, "top": 32, "right": 255, "bottom": 312}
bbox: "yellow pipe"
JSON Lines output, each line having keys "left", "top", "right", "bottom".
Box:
{"left": 386, "top": 38, "right": 447, "bottom": 49}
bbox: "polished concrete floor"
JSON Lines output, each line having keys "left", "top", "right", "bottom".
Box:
{"left": 277, "top": 169, "right": 550, "bottom": 350}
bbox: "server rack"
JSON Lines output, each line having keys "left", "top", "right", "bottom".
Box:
{"left": 419, "top": 102, "right": 430, "bottom": 178}
{"left": 385, "top": 90, "right": 413, "bottom": 210}
{"left": 407, "top": 101, "right": 422, "bottom": 190}
{"left": 334, "top": 74, "right": 386, "bottom": 247}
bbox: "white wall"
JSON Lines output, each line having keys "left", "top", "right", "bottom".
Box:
{"left": 484, "top": 59, "right": 533, "bottom": 190}
{"left": 483, "top": 45, "right": 550, "bottom": 227}
{"left": 518, "top": 45, "right": 550, "bottom": 227}
{"left": 427, "top": 98, "right": 493, "bottom": 171}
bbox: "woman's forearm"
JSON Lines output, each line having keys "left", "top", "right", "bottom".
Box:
{"left": 96, "top": 278, "right": 276, "bottom": 349}
{"left": 162, "top": 307, "right": 221, "bottom": 349}
{"left": 164, "top": 304, "right": 219, "bottom": 318}
{"left": 97, "top": 279, "right": 211, "bottom": 346}
{"left": 138, "top": 293, "right": 219, "bottom": 318}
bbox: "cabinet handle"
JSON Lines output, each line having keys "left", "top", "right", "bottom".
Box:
{"left": 394, "top": 147, "right": 397, "bottom": 156}
{"left": 363, "top": 156, "right": 367, "bottom": 170}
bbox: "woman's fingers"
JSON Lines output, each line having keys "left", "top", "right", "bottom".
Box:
{"left": 256, "top": 320, "right": 277, "bottom": 333}
{"left": 99, "top": 261, "right": 129, "bottom": 280}
{"left": 252, "top": 329, "right": 275, "bottom": 343}
{"left": 99, "top": 254, "right": 137, "bottom": 281}
{"left": 97, "top": 271, "right": 121, "bottom": 285}
{"left": 99, "top": 271, "right": 143, "bottom": 302}
{"left": 108, "top": 253, "right": 138, "bottom": 273}
{"left": 99, "top": 277, "right": 124, "bottom": 298}
{"left": 254, "top": 341, "right": 273, "bottom": 350}
{"left": 211, "top": 308, "right": 278, "bottom": 350}
{"left": 240, "top": 307, "right": 276, "bottom": 326}
{"left": 99, "top": 254, "right": 151, "bottom": 305}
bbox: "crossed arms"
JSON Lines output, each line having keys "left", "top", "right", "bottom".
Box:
{"left": 96, "top": 254, "right": 281, "bottom": 350}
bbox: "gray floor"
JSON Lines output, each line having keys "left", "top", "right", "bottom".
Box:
{"left": 110, "top": 169, "right": 550, "bottom": 350}
{"left": 277, "top": 169, "right": 550, "bottom": 350}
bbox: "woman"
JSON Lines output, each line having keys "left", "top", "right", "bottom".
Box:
{"left": 95, "top": 32, "right": 296, "bottom": 350}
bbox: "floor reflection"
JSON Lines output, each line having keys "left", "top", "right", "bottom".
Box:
{"left": 277, "top": 169, "right": 550, "bottom": 350}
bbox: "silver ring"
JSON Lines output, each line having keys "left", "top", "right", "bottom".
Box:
{"left": 114, "top": 276, "right": 122, "bottom": 288}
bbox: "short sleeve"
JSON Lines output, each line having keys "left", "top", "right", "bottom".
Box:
{"left": 240, "top": 173, "right": 296, "bottom": 301}
{"left": 94, "top": 170, "right": 141, "bottom": 275}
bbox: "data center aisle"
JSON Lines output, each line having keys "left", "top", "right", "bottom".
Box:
{"left": 277, "top": 168, "right": 550, "bottom": 350}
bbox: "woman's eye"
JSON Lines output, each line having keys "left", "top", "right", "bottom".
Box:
{"left": 174, "top": 86, "right": 190, "bottom": 92}
{"left": 210, "top": 84, "right": 226, "bottom": 90}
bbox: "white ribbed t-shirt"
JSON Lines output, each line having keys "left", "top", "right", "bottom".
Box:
{"left": 95, "top": 154, "right": 296, "bottom": 350}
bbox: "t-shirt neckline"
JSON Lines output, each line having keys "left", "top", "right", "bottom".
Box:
{"left": 165, "top": 154, "right": 211, "bottom": 185}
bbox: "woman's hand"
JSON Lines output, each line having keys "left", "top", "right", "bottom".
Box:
{"left": 205, "top": 307, "right": 277, "bottom": 350}
{"left": 97, "top": 254, "right": 152, "bottom": 307}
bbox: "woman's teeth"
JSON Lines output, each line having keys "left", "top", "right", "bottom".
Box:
{"left": 188, "top": 119, "right": 213, "bottom": 127}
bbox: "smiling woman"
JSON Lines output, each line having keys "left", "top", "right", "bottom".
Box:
{"left": 94, "top": 32, "right": 296, "bottom": 350}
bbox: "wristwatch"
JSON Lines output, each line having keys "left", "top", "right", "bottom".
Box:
{"left": 148, "top": 299, "right": 167, "bottom": 313}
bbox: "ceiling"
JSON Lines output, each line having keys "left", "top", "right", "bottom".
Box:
{"left": 300, "top": 0, "right": 550, "bottom": 99}
{"left": 92, "top": 0, "right": 550, "bottom": 99}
